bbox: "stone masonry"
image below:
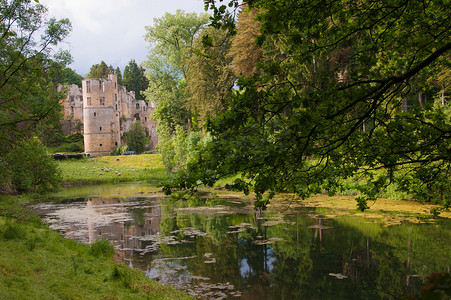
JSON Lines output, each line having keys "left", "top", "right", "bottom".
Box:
{"left": 61, "top": 74, "right": 158, "bottom": 157}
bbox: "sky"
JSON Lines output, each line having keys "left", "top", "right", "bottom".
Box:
{"left": 41, "top": 0, "right": 207, "bottom": 76}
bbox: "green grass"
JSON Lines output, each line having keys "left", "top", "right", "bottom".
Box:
{"left": 57, "top": 154, "right": 173, "bottom": 185}
{"left": 0, "top": 195, "right": 193, "bottom": 300}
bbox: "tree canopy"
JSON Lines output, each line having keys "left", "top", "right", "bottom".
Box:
{"left": 86, "top": 61, "right": 115, "bottom": 79}
{"left": 186, "top": 26, "right": 235, "bottom": 127}
{"left": 115, "top": 66, "right": 123, "bottom": 85}
{"left": 144, "top": 10, "right": 210, "bottom": 79}
{"left": 56, "top": 67, "right": 83, "bottom": 86}
{"left": 123, "top": 121, "right": 147, "bottom": 154}
{"left": 0, "top": 0, "right": 71, "bottom": 193}
{"left": 228, "top": 5, "right": 262, "bottom": 78}
{"left": 166, "top": 0, "right": 451, "bottom": 210}
{"left": 143, "top": 10, "right": 211, "bottom": 170}
{"left": 123, "top": 59, "right": 148, "bottom": 100}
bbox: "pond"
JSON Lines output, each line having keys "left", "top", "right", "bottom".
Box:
{"left": 34, "top": 184, "right": 451, "bottom": 299}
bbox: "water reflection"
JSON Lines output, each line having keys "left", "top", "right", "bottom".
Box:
{"left": 33, "top": 196, "right": 451, "bottom": 299}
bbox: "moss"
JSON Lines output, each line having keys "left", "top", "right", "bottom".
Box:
{"left": 270, "top": 194, "right": 451, "bottom": 226}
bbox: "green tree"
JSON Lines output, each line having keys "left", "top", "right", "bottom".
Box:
{"left": 122, "top": 59, "right": 148, "bottom": 100}
{"left": 0, "top": 0, "right": 70, "bottom": 193}
{"left": 61, "top": 67, "right": 83, "bottom": 86}
{"left": 168, "top": 0, "right": 451, "bottom": 210}
{"left": 49, "top": 67, "right": 83, "bottom": 86}
{"left": 115, "top": 66, "right": 123, "bottom": 85}
{"left": 38, "top": 65, "right": 81, "bottom": 147}
{"left": 87, "top": 61, "right": 114, "bottom": 78}
{"left": 143, "top": 10, "right": 210, "bottom": 169}
{"left": 35, "top": 106, "right": 65, "bottom": 147}
{"left": 186, "top": 26, "right": 235, "bottom": 127}
{"left": 6, "top": 139, "right": 62, "bottom": 193}
{"left": 144, "top": 10, "right": 210, "bottom": 79}
{"left": 123, "top": 121, "right": 147, "bottom": 154}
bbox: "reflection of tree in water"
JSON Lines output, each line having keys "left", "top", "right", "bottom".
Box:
{"left": 154, "top": 201, "right": 258, "bottom": 288}
{"left": 112, "top": 197, "right": 451, "bottom": 299}
{"left": 268, "top": 214, "right": 314, "bottom": 299}
{"left": 237, "top": 216, "right": 278, "bottom": 275}
{"left": 186, "top": 235, "right": 242, "bottom": 283}
{"left": 128, "top": 207, "right": 146, "bottom": 226}
{"left": 301, "top": 218, "right": 391, "bottom": 299}
{"left": 270, "top": 214, "right": 451, "bottom": 299}
{"left": 371, "top": 222, "right": 451, "bottom": 298}
{"left": 45, "top": 195, "right": 451, "bottom": 298}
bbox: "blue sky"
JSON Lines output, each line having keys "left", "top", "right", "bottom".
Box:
{"left": 41, "top": 0, "right": 207, "bottom": 75}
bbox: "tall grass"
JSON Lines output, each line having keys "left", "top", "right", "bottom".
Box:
{"left": 89, "top": 238, "right": 114, "bottom": 257}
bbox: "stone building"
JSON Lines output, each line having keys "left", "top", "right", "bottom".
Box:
{"left": 61, "top": 74, "right": 157, "bottom": 156}
{"left": 61, "top": 84, "right": 84, "bottom": 135}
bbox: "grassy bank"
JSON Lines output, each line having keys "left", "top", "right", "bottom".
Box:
{"left": 0, "top": 195, "right": 192, "bottom": 299}
{"left": 57, "top": 154, "right": 173, "bottom": 185}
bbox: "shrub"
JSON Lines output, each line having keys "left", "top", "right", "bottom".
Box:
{"left": 57, "top": 142, "right": 84, "bottom": 153}
{"left": 157, "top": 132, "right": 176, "bottom": 171}
{"left": 159, "top": 128, "right": 208, "bottom": 172}
{"left": 89, "top": 238, "right": 114, "bottom": 258}
{"left": 7, "top": 138, "right": 62, "bottom": 194}
{"left": 123, "top": 121, "right": 147, "bottom": 154}
{"left": 65, "top": 133, "right": 83, "bottom": 143}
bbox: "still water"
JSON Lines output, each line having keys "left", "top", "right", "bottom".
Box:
{"left": 34, "top": 185, "right": 451, "bottom": 299}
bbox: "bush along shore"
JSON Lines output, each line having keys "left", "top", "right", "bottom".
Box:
{"left": 0, "top": 194, "right": 193, "bottom": 299}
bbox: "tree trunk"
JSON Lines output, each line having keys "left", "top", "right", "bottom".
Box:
{"left": 418, "top": 91, "right": 424, "bottom": 108}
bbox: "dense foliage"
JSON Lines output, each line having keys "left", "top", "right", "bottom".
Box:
{"left": 164, "top": 0, "right": 451, "bottom": 210}
{"left": 143, "top": 10, "right": 210, "bottom": 171}
{"left": 144, "top": 10, "right": 237, "bottom": 171}
{"left": 3, "top": 139, "right": 62, "bottom": 193}
{"left": 57, "top": 67, "right": 83, "bottom": 86}
{"left": 123, "top": 121, "right": 147, "bottom": 154}
{"left": 186, "top": 26, "right": 235, "bottom": 127}
{"left": 115, "top": 66, "right": 123, "bottom": 85}
{"left": 0, "top": 0, "right": 71, "bottom": 194}
{"left": 122, "top": 59, "right": 148, "bottom": 100}
{"left": 86, "top": 60, "right": 115, "bottom": 79}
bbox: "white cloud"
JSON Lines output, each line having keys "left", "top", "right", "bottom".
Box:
{"left": 41, "top": 0, "right": 207, "bottom": 75}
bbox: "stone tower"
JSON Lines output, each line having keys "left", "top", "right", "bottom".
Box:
{"left": 82, "top": 74, "right": 121, "bottom": 156}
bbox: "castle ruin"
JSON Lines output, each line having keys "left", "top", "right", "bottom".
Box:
{"left": 61, "top": 74, "right": 157, "bottom": 156}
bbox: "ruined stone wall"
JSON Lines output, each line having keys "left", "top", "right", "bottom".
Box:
{"left": 118, "top": 87, "right": 132, "bottom": 118}
{"left": 120, "top": 98, "right": 158, "bottom": 151}
{"left": 60, "top": 84, "right": 84, "bottom": 135}
{"left": 118, "top": 87, "right": 158, "bottom": 152}
{"left": 61, "top": 74, "right": 158, "bottom": 156}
